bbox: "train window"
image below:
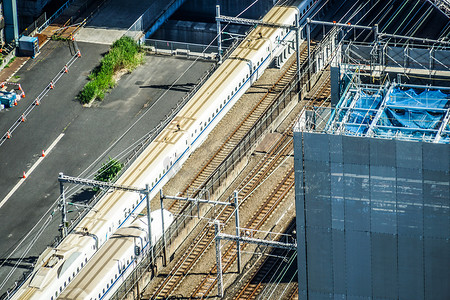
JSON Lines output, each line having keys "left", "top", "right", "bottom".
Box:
{"left": 267, "top": 47, "right": 269, "bottom": 51}
{"left": 99, "top": 294, "right": 101, "bottom": 299}
{"left": 64, "top": 282, "right": 66, "bottom": 287}
{"left": 239, "top": 82, "right": 241, "bottom": 87}
{"left": 235, "top": 87, "right": 237, "bottom": 92}
{"left": 261, "top": 57, "right": 263, "bottom": 62}
{"left": 216, "top": 108, "right": 218, "bottom": 113}
{"left": 51, "top": 297, "right": 54, "bottom": 300}
{"left": 163, "top": 169, "right": 165, "bottom": 174}
{"left": 81, "top": 262, "right": 84, "bottom": 267}
{"left": 195, "top": 129, "right": 197, "bottom": 133}
{"left": 115, "top": 274, "right": 118, "bottom": 279}
{"left": 111, "top": 279, "right": 114, "bottom": 284}
{"left": 73, "top": 272, "right": 75, "bottom": 277}
{"left": 185, "top": 140, "right": 187, "bottom": 145}
{"left": 231, "top": 91, "right": 234, "bottom": 96}
{"left": 77, "top": 267, "right": 79, "bottom": 272}
{"left": 208, "top": 117, "right": 210, "bottom": 122}
{"left": 220, "top": 104, "right": 222, "bottom": 109}
{"left": 227, "top": 95, "right": 230, "bottom": 100}
{"left": 246, "top": 74, "right": 249, "bottom": 79}
{"left": 60, "top": 287, "right": 62, "bottom": 292}
{"left": 85, "top": 258, "right": 88, "bottom": 263}
{"left": 159, "top": 174, "right": 161, "bottom": 179}
{"left": 107, "top": 284, "right": 110, "bottom": 289}
{"left": 56, "top": 292, "right": 58, "bottom": 298}
{"left": 200, "top": 126, "right": 203, "bottom": 131}
{"left": 257, "top": 62, "right": 260, "bottom": 66}
{"left": 103, "top": 289, "right": 105, "bottom": 293}
{"left": 212, "top": 113, "right": 215, "bottom": 118}
{"left": 127, "top": 260, "right": 129, "bottom": 265}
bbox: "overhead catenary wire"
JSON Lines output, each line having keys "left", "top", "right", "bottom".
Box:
{"left": 3, "top": 0, "right": 283, "bottom": 295}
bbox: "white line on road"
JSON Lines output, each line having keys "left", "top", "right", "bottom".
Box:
{"left": 0, "top": 133, "right": 65, "bottom": 209}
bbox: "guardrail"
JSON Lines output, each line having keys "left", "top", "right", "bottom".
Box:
{"left": 109, "top": 69, "right": 300, "bottom": 300}
{"left": 37, "top": 0, "right": 76, "bottom": 33}
{"left": 144, "top": 39, "right": 220, "bottom": 59}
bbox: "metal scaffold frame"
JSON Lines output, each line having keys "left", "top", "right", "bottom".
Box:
{"left": 297, "top": 74, "right": 450, "bottom": 144}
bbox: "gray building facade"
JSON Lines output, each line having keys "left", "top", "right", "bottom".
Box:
{"left": 294, "top": 132, "right": 449, "bottom": 299}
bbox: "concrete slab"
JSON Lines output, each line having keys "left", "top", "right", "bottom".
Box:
{"left": 75, "top": 0, "right": 158, "bottom": 44}
{"left": 76, "top": 27, "right": 127, "bottom": 44}
{"left": 0, "top": 39, "right": 213, "bottom": 296}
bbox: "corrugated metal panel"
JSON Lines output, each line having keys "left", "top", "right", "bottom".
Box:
{"left": 307, "top": 227, "right": 333, "bottom": 293}
{"left": 295, "top": 132, "right": 449, "bottom": 299}
{"left": 371, "top": 233, "right": 398, "bottom": 299}
{"left": 424, "top": 237, "right": 450, "bottom": 299}
{"left": 346, "top": 230, "right": 371, "bottom": 297}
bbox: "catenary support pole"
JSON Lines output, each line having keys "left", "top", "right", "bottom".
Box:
{"left": 160, "top": 189, "right": 167, "bottom": 267}
{"left": 145, "top": 184, "right": 154, "bottom": 265}
{"left": 215, "top": 221, "right": 223, "bottom": 298}
{"left": 59, "top": 173, "right": 68, "bottom": 239}
{"left": 295, "top": 14, "right": 301, "bottom": 93}
{"left": 216, "top": 5, "right": 223, "bottom": 64}
{"left": 234, "top": 191, "right": 241, "bottom": 273}
{"left": 306, "top": 18, "right": 311, "bottom": 92}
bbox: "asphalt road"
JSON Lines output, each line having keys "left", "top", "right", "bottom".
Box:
{"left": 0, "top": 40, "right": 213, "bottom": 296}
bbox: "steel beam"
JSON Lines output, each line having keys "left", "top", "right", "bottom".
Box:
{"left": 58, "top": 173, "right": 142, "bottom": 193}
{"left": 218, "top": 232, "right": 297, "bottom": 250}
{"left": 216, "top": 15, "right": 293, "bottom": 30}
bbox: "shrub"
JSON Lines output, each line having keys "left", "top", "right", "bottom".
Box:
{"left": 79, "top": 36, "right": 142, "bottom": 104}
{"left": 94, "top": 157, "right": 124, "bottom": 183}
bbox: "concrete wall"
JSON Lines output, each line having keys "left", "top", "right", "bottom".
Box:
{"left": 174, "top": 0, "right": 276, "bottom": 22}
{"left": 294, "top": 132, "right": 450, "bottom": 299}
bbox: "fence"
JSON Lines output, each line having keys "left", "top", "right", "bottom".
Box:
{"left": 20, "top": 13, "right": 47, "bottom": 37}
{"left": 108, "top": 21, "right": 347, "bottom": 299}
{"left": 109, "top": 67, "right": 300, "bottom": 300}
{"left": 144, "top": 39, "right": 220, "bottom": 59}
{"left": 37, "top": 0, "right": 75, "bottom": 33}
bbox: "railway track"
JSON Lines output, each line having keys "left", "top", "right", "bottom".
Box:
{"left": 148, "top": 44, "right": 331, "bottom": 299}
{"left": 287, "top": 286, "right": 299, "bottom": 300}
{"left": 190, "top": 165, "right": 295, "bottom": 298}
{"left": 167, "top": 42, "right": 311, "bottom": 215}
{"left": 232, "top": 227, "right": 296, "bottom": 300}
{"left": 149, "top": 125, "right": 294, "bottom": 299}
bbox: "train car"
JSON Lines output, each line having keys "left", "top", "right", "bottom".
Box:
{"left": 57, "top": 210, "right": 173, "bottom": 300}
{"left": 9, "top": 2, "right": 320, "bottom": 299}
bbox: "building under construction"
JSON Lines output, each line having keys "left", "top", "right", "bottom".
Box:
{"left": 294, "top": 3, "right": 450, "bottom": 298}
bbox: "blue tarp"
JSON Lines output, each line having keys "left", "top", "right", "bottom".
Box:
{"left": 341, "top": 87, "right": 450, "bottom": 139}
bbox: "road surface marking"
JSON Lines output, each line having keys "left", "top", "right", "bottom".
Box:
{"left": 0, "top": 133, "right": 65, "bottom": 209}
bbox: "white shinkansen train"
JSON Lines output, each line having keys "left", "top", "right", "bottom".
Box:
{"left": 9, "top": 1, "right": 318, "bottom": 299}
{"left": 58, "top": 210, "right": 173, "bottom": 300}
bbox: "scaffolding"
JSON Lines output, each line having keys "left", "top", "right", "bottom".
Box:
{"left": 295, "top": 69, "right": 450, "bottom": 143}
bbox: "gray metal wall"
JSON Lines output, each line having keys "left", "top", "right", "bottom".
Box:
{"left": 294, "top": 132, "right": 449, "bottom": 300}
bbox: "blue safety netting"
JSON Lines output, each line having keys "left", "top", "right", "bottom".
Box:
{"left": 343, "top": 91, "right": 381, "bottom": 135}
{"left": 339, "top": 87, "right": 450, "bottom": 142}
